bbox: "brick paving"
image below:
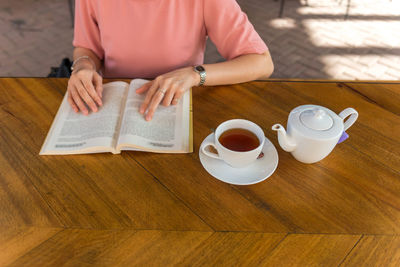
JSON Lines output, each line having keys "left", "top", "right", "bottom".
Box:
{"left": 0, "top": 0, "right": 73, "bottom": 77}
{"left": 0, "top": 0, "right": 399, "bottom": 79}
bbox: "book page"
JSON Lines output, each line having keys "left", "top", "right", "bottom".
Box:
{"left": 117, "top": 79, "right": 191, "bottom": 153}
{"left": 40, "top": 81, "right": 129, "bottom": 155}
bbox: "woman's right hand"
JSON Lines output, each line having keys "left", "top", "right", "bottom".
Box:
{"left": 67, "top": 64, "right": 103, "bottom": 115}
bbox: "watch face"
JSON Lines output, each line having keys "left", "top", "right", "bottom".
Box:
{"left": 195, "top": 65, "right": 205, "bottom": 72}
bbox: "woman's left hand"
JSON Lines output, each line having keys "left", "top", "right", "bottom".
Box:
{"left": 136, "top": 67, "right": 199, "bottom": 121}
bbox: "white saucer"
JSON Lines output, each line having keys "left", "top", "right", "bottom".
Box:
{"left": 199, "top": 133, "right": 279, "bottom": 185}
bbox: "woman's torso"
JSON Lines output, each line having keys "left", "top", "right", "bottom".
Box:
{"left": 95, "top": 0, "right": 206, "bottom": 78}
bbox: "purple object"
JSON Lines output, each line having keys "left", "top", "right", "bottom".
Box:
{"left": 338, "top": 131, "right": 349, "bottom": 144}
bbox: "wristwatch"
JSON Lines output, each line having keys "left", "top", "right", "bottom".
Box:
{"left": 193, "top": 65, "right": 206, "bottom": 86}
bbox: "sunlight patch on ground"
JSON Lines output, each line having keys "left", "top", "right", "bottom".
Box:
{"left": 302, "top": 20, "right": 400, "bottom": 48}
{"left": 269, "top": 18, "right": 297, "bottom": 29}
{"left": 297, "top": 0, "right": 400, "bottom": 16}
{"left": 321, "top": 55, "right": 398, "bottom": 80}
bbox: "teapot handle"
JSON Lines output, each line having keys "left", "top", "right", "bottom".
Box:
{"left": 339, "top": 108, "right": 358, "bottom": 131}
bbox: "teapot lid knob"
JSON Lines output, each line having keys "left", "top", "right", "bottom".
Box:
{"left": 300, "top": 108, "right": 333, "bottom": 130}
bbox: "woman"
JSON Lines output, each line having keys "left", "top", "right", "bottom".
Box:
{"left": 68, "top": 0, "right": 274, "bottom": 121}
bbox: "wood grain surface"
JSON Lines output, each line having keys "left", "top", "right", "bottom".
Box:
{"left": 0, "top": 78, "right": 399, "bottom": 266}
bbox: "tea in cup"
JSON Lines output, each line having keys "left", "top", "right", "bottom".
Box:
{"left": 201, "top": 119, "right": 265, "bottom": 168}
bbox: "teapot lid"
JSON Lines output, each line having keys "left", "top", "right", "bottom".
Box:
{"left": 288, "top": 105, "right": 344, "bottom": 140}
{"left": 300, "top": 108, "right": 333, "bottom": 130}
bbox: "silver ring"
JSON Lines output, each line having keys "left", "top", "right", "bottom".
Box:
{"left": 158, "top": 88, "right": 167, "bottom": 95}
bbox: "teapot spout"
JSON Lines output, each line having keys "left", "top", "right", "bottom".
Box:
{"left": 272, "top": 124, "right": 297, "bottom": 152}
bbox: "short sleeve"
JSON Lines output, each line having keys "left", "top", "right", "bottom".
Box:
{"left": 73, "top": 0, "right": 104, "bottom": 60}
{"left": 204, "top": 0, "right": 268, "bottom": 60}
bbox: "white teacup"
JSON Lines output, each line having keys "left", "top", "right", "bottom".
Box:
{"left": 201, "top": 119, "right": 265, "bottom": 168}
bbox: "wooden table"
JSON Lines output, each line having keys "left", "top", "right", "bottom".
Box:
{"left": 0, "top": 78, "right": 399, "bottom": 266}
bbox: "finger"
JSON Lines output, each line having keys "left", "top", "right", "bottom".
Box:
{"left": 70, "top": 86, "right": 89, "bottom": 115}
{"left": 171, "top": 98, "right": 179, "bottom": 105}
{"left": 78, "top": 81, "right": 98, "bottom": 112}
{"left": 145, "top": 89, "right": 166, "bottom": 121}
{"left": 83, "top": 79, "right": 102, "bottom": 108}
{"left": 139, "top": 82, "right": 159, "bottom": 114}
{"left": 136, "top": 81, "right": 153, "bottom": 94}
{"left": 172, "top": 88, "right": 186, "bottom": 105}
{"left": 67, "top": 91, "right": 79, "bottom": 112}
{"left": 93, "top": 73, "right": 103, "bottom": 100}
{"left": 162, "top": 86, "right": 176, "bottom": 106}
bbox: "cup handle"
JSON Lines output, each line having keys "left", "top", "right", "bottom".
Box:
{"left": 201, "top": 141, "right": 221, "bottom": 160}
{"left": 339, "top": 108, "right": 358, "bottom": 131}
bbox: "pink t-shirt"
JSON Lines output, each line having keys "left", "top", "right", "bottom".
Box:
{"left": 73, "top": 0, "right": 268, "bottom": 78}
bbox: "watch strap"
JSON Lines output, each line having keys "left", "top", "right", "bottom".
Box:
{"left": 194, "top": 65, "right": 206, "bottom": 86}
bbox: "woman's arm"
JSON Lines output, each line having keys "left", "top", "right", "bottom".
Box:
{"left": 73, "top": 47, "right": 102, "bottom": 71}
{"left": 67, "top": 47, "right": 104, "bottom": 115}
{"left": 203, "top": 51, "right": 274, "bottom": 85}
{"left": 136, "top": 50, "right": 274, "bottom": 121}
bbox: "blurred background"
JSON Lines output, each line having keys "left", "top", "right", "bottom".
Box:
{"left": 1, "top": 0, "right": 399, "bottom": 79}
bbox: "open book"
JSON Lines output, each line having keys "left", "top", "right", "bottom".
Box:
{"left": 40, "top": 79, "right": 192, "bottom": 155}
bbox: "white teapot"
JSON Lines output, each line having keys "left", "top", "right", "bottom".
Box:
{"left": 272, "top": 105, "right": 358, "bottom": 163}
